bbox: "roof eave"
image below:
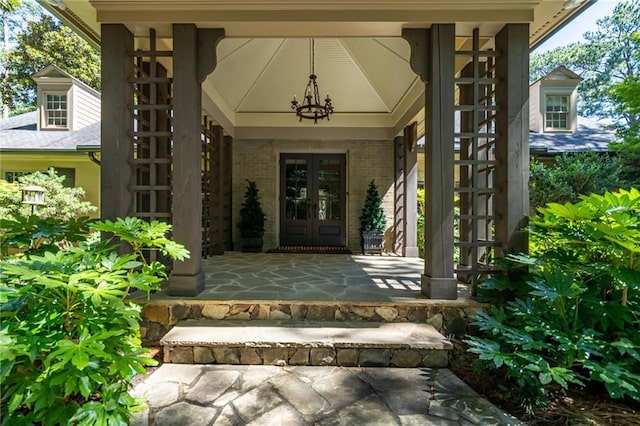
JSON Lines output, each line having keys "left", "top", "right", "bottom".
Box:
{"left": 529, "top": 0, "right": 597, "bottom": 51}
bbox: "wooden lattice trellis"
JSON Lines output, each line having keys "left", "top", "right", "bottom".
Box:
{"left": 454, "top": 28, "right": 501, "bottom": 288}
{"left": 130, "top": 29, "right": 173, "bottom": 261}
{"left": 201, "top": 118, "right": 216, "bottom": 257}
{"left": 201, "top": 119, "right": 233, "bottom": 257}
{"left": 129, "top": 29, "right": 233, "bottom": 260}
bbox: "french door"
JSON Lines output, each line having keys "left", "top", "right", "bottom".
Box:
{"left": 280, "top": 154, "right": 346, "bottom": 246}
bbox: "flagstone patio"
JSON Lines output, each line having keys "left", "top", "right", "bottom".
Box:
{"left": 144, "top": 252, "right": 472, "bottom": 302}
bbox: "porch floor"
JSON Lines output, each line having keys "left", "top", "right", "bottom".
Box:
{"left": 148, "top": 252, "right": 472, "bottom": 302}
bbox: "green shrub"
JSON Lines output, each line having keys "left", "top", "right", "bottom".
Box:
{"left": 530, "top": 152, "right": 626, "bottom": 211}
{"left": 0, "top": 217, "right": 188, "bottom": 425}
{"left": 467, "top": 188, "right": 640, "bottom": 410}
{"left": 237, "top": 180, "right": 266, "bottom": 236}
{"left": 360, "top": 180, "right": 386, "bottom": 232}
{"left": 0, "top": 169, "right": 97, "bottom": 221}
{"left": 613, "top": 147, "right": 640, "bottom": 189}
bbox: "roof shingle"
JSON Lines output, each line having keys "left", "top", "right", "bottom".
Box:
{"left": 0, "top": 111, "right": 100, "bottom": 152}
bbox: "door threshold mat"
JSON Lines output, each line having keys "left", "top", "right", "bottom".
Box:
{"left": 267, "top": 246, "right": 352, "bottom": 254}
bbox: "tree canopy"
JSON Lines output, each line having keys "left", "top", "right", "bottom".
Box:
{"left": 609, "top": 32, "right": 640, "bottom": 148}
{"left": 1, "top": 5, "right": 100, "bottom": 115}
{"left": 530, "top": 0, "right": 640, "bottom": 132}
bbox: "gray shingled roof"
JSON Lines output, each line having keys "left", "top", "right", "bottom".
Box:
{"left": 529, "top": 116, "right": 614, "bottom": 153}
{"left": 415, "top": 114, "right": 613, "bottom": 153}
{"left": 0, "top": 111, "right": 100, "bottom": 152}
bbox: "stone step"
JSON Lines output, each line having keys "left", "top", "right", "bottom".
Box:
{"left": 161, "top": 320, "right": 452, "bottom": 368}
{"left": 140, "top": 299, "right": 487, "bottom": 346}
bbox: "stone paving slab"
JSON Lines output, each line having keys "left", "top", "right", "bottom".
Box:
{"left": 161, "top": 320, "right": 452, "bottom": 350}
{"left": 130, "top": 365, "right": 523, "bottom": 425}
{"left": 161, "top": 320, "right": 453, "bottom": 367}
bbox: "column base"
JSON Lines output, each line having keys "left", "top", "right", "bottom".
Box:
{"left": 168, "top": 271, "right": 205, "bottom": 296}
{"left": 421, "top": 275, "right": 458, "bottom": 300}
{"left": 402, "top": 246, "right": 419, "bottom": 257}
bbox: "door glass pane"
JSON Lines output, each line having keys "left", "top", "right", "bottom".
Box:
{"left": 285, "top": 159, "right": 308, "bottom": 220}
{"left": 317, "top": 158, "right": 341, "bottom": 221}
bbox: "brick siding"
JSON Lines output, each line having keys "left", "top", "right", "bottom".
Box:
{"left": 233, "top": 139, "right": 395, "bottom": 253}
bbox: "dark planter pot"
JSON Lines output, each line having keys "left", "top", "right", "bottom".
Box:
{"left": 361, "top": 230, "right": 384, "bottom": 255}
{"left": 240, "top": 231, "right": 264, "bottom": 253}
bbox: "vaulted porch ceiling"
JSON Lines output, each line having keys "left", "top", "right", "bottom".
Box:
{"left": 201, "top": 35, "right": 490, "bottom": 139}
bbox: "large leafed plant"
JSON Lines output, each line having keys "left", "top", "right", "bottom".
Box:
{"left": 466, "top": 188, "right": 640, "bottom": 410}
{"left": 0, "top": 217, "right": 188, "bottom": 425}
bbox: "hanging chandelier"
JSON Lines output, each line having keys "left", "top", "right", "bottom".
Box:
{"left": 291, "top": 39, "right": 334, "bottom": 124}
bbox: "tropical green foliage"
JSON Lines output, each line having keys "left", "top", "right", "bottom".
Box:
{"left": 237, "top": 180, "right": 266, "bottom": 235}
{"left": 0, "top": 217, "right": 189, "bottom": 425}
{"left": 467, "top": 189, "right": 640, "bottom": 410}
{"left": 0, "top": 214, "right": 93, "bottom": 256}
{"left": 0, "top": 169, "right": 97, "bottom": 221}
{"left": 529, "top": 152, "right": 626, "bottom": 210}
{"left": 1, "top": 13, "right": 100, "bottom": 114}
{"left": 360, "top": 179, "right": 386, "bottom": 232}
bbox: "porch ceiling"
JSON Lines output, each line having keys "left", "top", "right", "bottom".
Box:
{"left": 43, "top": 0, "right": 594, "bottom": 138}
{"left": 206, "top": 37, "right": 422, "bottom": 131}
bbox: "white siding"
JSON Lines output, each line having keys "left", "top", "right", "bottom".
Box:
{"left": 71, "top": 84, "right": 101, "bottom": 130}
{"left": 529, "top": 81, "right": 541, "bottom": 133}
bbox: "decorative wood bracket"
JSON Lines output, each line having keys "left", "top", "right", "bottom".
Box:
{"left": 197, "top": 28, "right": 225, "bottom": 83}
{"left": 404, "top": 122, "right": 417, "bottom": 153}
{"left": 401, "top": 28, "right": 430, "bottom": 84}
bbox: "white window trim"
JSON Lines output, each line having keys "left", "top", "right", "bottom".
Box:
{"left": 42, "top": 91, "right": 69, "bottom": 130}
{"left": 544, "top": 94, "right": 571, "bottom": 132}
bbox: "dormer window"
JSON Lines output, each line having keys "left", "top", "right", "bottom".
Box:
{"left": 544, "top": 95, "right": 569, "bottom": 131}
{"left": 44, "top": 93, "right": 68, "bottom": 129}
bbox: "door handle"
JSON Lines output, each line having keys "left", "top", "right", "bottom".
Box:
{"left": 307, "top": 199, "right": 312, "bottom": 219}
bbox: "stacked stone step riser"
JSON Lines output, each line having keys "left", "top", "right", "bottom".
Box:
{"left": 163, "top": 345, "right": 449, "bottom": 368}
{"left": 141, "top": 301, "right": 486, "bottom": 345}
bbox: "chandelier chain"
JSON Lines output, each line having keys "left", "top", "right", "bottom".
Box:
{"left": 310, "top": 38, "right": 315, "bottom": 76}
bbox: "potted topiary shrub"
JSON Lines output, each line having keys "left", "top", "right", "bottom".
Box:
{"left": 238, "top": 179, "right": 266, "bottom": 252}
{"left": 360, "top": 179, "right": 386, "bottom": 255}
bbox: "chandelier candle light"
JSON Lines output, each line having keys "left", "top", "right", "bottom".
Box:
{"left": 291, "top": 38, "right": 334, "bottom": 123}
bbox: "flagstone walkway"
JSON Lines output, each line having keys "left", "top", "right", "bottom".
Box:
{"left": 131, "top": 364, "right": 522, "bottom": 425}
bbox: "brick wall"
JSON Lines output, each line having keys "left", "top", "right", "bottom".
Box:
{"left": 233, "top": 139, "right": 395, "bottom": 253}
